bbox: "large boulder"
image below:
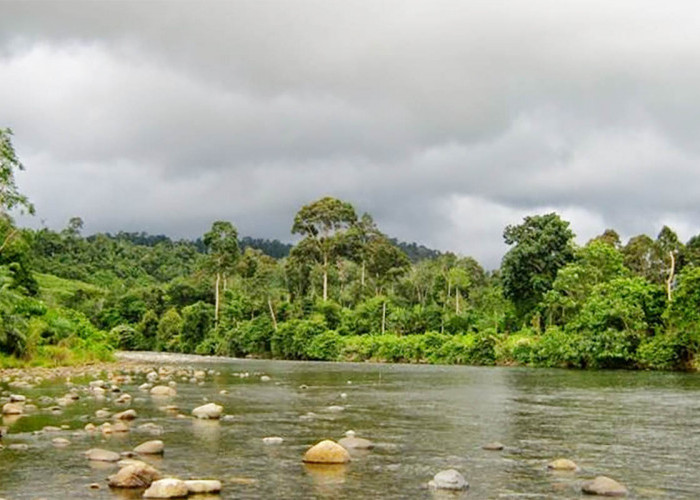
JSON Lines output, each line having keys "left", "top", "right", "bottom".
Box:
{"left": 338, "top": 430, "right": 374, "bottom": 450}
{"left": 582, "top": 476, "right": 628, "bottom": 496}
{"left": 184, "top": 480, "right": 222, "bottom": 494}
{"left": 108, "top": 462, "right": 162, "bottom": 488}
{"left": 548, "top": 458, "right": 580, "bottom": 471}
{"left": 85, "top": 448, "right": 121, "bottom": 462}
{"left": 143, "top": 478, "right": 189, "bottom": 498}
{"left": 428, "top": 469, "right": 469, "bottom": 490}
{"left": 134, "top": 440, "right": 165, "bottom": 455}
{"left": 192, "top": 403, "right": 223, "bottom": 420}
{"left": 303, "top": 440, "right": 351, "bottom": 464}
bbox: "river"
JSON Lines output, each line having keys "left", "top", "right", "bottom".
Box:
{"left": 1, "top": 352, "right": 699, "bottom": 499}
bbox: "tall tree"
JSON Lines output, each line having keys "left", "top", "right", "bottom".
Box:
{"left": 203, "top": 221, "right": 239, "bottom": 322}
{"left": 291, "top": 196, "right": 357, "bottom": 301}
{"left": 501, "top": 213, "right": 575, "bottom": 322}
{"left": 0, "top": 128, "right": 34, "bottom": 255}
{"left": 656, "top": 226, "right": 683, "bottom": 301}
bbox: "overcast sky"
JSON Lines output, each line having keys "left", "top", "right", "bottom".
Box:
{"left": 2, "top": 1, "right": 700, "bottom": 268}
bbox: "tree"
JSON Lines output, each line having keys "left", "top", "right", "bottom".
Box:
{"left": 622, "top": 234, "right": 658, "bottom": 282}
{"left": 543, "top": 240, "right": 627, "bottom": 326}
{"left": 203, "top": 221, "right": 239, "bottom": 322}
{"left": 1, "top": 128, "right": 34, "bottom": 256}
{"left": 291, "top": 196, "right": 357, "bottom": 301}
{"left": 655, "top": 226, "right": 683, "bottom": 301}
{"left": 501, "top": 213, "right": 575, "bottom": 322}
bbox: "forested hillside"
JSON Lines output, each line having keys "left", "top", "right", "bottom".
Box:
{"left": 2, "top": 128, "right": 699, "bottom": 369}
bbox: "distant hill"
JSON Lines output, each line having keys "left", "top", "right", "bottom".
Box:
{"left": 389, "top": 238, "right": 442, "bottom": 262}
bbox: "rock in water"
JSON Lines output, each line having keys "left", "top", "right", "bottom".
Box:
{"left": 85, "top": 448, "right": 121, "bottom": 462}
{"left": 150, "top": 386, "right": 176, "bottom": 397}
{"left": 582, "top": 476, "right": 628, "bottom": 496}
{"left": 482, "top": 441, "right": 504, "bottom": 451}
{"left": 2, "top": 403, "right": 23, "bottom": 415}
{"left": 263, "top": 436, "right": 284, "bottom": 445}
{"left": 192, "top": 403, "right": 223, "bottom": 419}
{"left": 114, "top": 409, "right": 137, "bottom": 420}
{"left": 303, "top": 440, "right": 351, "bottom": 464}
{"left": 428, "top": 469, "right": 469, "bottom": 490}
{"left": 143, "top": 478, "right": 189, "bottom": 498}
{"left": 547, "top": 458, "right": 580, "bottom": 471}
{"left": 52, "top": 438, "right": 71, "bottom": 447}
{"left": 184, "top": 480, "right": 222, "bottom": 494}
{"left": 108, "top": 462, "right": 162, "bottom": 488}
{"left": 338, "top": 430, "right": 374, "bottom": 450}
{"left": 134, "top": 440, "right": 165, "bottom": 455}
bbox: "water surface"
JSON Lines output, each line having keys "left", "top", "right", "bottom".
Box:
{"left": 1, "top": 353, "right": 699, "bottom": 499}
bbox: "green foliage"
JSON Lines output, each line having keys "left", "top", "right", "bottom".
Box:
{"left": 156, "top": 308, "right": 183, "bottom": 352}
{"left": 181, "top": 301, "right": 214, "bottom": 352}
{"left": 636, "top": 331, "right": 699, "bottom": 370}
{"left": 270, "top": 316, "right": 328, "bottom": 359}
{"left": 501, "top": 213, "right": 575, "bottom": 322}
{"left": 0, "top": 127, "right": 34, "bottom": 216}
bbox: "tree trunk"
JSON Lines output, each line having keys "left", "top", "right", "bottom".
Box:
{"left": 214, "top": 272, "right": 221, "bottom": 322}
{"left": 666, "top": 251, "right": 676, "bottom": 302}
{"left": 268, "top": 297, "right": 278, "bottom": 331}
{"left": 322, "top": 253, "right": 328, "bottom": 301}
{"left": 455, "top": 286, "right": 460, "bottom": 314}
{"left": 361, "top": 261, "right": 366, "bottom": 288}
{"left": 381, "top": 300, "right": 387, "bottom": 334}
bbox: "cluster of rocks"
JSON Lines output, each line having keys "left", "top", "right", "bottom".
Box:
{"left": 547, "top": 458, "right": 628, "bottom": 496}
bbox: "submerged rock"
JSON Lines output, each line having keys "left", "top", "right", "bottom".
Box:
{"left": 85, "top": 448, "right": 121, "bottom": 462}
{"left": 338, "top": 430, "right": 374, "bottom": 450}
{"left": 263, "top": 436, "right": 284, "bottom": 445}
{"left": 428, "top": 469, "right": 469, "bottom": 491}
{"left": 143, "top": 478, "right": 189, "bottom": 498}
{"left": 582, "top": 476, "right": 628, "bottom": 496}
{"left": 303, "top": 440, "right": 351, "bottom": 464}
{"left": 192, "top": 403, "right": 223, "bottom": 419}
{"left": 108, "top": 462, "right": 162, "bottom": 488}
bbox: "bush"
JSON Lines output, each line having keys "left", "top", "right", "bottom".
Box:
{"left": 495, "top": 330, "right": 536, "bottom": 365}
{"left": 529, "top": 327, "right": 585, "bottom": 368}
{"left": 637, "top": 331, "right": 700, "bottom": 370}
{"left": 271, "top": 316, "right": 328, "bottom": 359}
{"left": 430, "top": 333, "right": 496, "bottom": 365}
{"left": 306, "top": 330, "right": 343, "bottom": 360}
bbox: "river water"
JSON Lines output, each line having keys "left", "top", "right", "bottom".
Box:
{"left": 1, "top": 353, "right": 699, "bottom": 499}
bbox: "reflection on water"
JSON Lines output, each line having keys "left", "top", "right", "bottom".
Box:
{"left": 0, "top": 355, "right": 699, "bottom": 499}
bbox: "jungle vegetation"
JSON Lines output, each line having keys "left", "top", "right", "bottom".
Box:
{"left": 2, "top": 128, "right": 699, "bottom": 370}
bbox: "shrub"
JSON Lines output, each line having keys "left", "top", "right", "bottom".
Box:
{"left": 637, "top": 331, "right": 700, "bottom": 370}
{"left": 271, "top": 316, "right": 328, "bottom": 359}
{"left": 306, "top": 330, "right": 343, "bottom": 360}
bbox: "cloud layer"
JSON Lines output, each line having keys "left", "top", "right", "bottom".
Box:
{"left": 2, "top": 1, "right": 700, "bottom": 267}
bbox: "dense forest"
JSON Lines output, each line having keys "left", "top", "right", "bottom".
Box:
{"left": 2, "top": 128, "right": 699, "bottom": 370}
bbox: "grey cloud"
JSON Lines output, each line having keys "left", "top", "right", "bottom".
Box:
{"left": 4, "top": 1, "right": 700, "bottom": 268}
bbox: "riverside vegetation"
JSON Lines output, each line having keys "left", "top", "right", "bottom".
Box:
{"left": 2, "top": 128, "right": 700, "bottom": 370}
